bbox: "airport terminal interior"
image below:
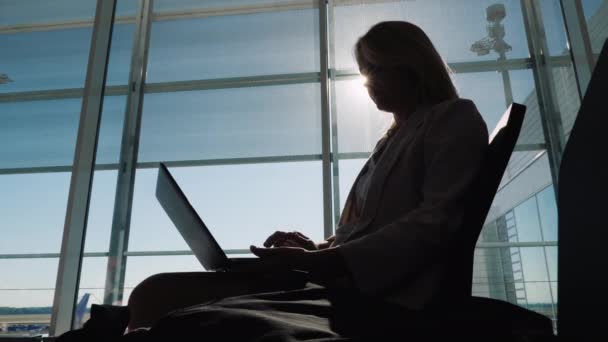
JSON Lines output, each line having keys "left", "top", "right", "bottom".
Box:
{"left": 1, "top": 0, "right": 607, "bottom": 340}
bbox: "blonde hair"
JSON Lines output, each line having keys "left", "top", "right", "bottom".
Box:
{"left": 355, "top": 21, "right": 458, "bottom": 134}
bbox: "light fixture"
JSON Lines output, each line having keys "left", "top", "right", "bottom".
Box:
{"left": 470, "top": 3, "right": 514, "bottom": 107}
{"left": 470, "top": 4, "right": 512, "bottom": 57}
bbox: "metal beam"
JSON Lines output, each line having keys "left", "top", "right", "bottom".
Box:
{"left": 0, "top": 85, "right": 127, "bottom": 103}
{"left": 521, "top": 0, "right": 566, "bottom": 190}
{"left": 0, "top": 73, "right": 319, "bottom": 103}
{"left": 319, "top": 0, "right": 334, "bottom": 239}
{"left": 144, "top": 72, "right": 320, "bottom": 94}
{"left": 50, "top": 0, "right": 116, "bottom": 336}
{"left": 476, "top": 241, "right": 558, "bottom": 248}
{"left": 104, "top": 0, "right": 153, "bottom": 306}
{"left": 560, "top": 0, "right": 595, "bottom": 97}
{"left": 328, "top": 0, "right": 343, "bottom": 228}
{"left": 1, "top": 57, "right": 578, "bottom": 104}
{"left": 0, "top": 155, "right": 324, "bottom": 175}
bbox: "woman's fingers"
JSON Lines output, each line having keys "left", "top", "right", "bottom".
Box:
{"left": 263, "top": 231, "right": 290, "bottom": 247}
{"left": 250, "top": 245, "right": 310, "bottom": 270}
{"left": 294, "top": 231, "right": 311, "bottom": 241}
{"left": 264, "top": 231, "right": 308, "bottom": 248}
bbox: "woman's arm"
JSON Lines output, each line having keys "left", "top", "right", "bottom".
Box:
{"left": 338, "top": 99, "right": 488, "bottom": 295}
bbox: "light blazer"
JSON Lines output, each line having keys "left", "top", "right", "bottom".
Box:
{"left": 334, "top": 98, "right": 488, "bottom": 309}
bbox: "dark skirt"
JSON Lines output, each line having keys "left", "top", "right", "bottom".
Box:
{"left": 134, "top": 283, "right": 425, "bottom": 341}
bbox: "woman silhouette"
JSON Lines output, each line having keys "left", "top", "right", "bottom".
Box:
{"left": 127, "top": 21, "right": 488, "bottom": 337}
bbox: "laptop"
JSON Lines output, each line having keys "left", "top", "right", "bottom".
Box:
{"left": 155, "top": 163, "right": 309, "bottom": 281}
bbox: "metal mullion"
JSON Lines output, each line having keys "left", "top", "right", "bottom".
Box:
{"left": 521, "top": 0, "right": 566, "bottom": 190}
{"left": 476, "top": 241, "right": 558, "bottom": 248}
{"left": 143, "top": 72, "right": 320, "bottom": 93}
{"left": 327, "top": 0, "right": 342, "bottom": 228}
{"left": 0, "top": 74, "right": 319, "bottom": 104}
{"left": 50, "top": 0, "right": 117, "bottom": 336}
{"left": 0, "top": 85, "right": 128, "bottom": 103}
{"left": 2, "top": 56, "right": 577, "bottom": 104}
{"left": 0, "top": 155, "right": 324, "bottom": 176}
{"left": 103, "top": 0, "right": 153, "bottom": 306}
{"left": 151, "top": 0, "right": 317, "bottom": 22}
{"left": 560, "top": 0, "right": 595, "bottom": 97}
{"left": 319, "top": 0, "right": 333, "bottom": 239}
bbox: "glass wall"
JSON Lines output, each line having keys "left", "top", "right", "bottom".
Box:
{"left": 1, "top": 0, "right": 605, "bottom": 337}
{"left": 0, "top": 0, "right": 98, "bottom": 336}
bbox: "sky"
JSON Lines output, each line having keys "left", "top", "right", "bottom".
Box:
{"left": 1, "top": 0, "right": 603, "bottom": 308}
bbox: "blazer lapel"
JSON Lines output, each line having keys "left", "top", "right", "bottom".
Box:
{"left": 344, "top": 107, "right": 428, "bottom": 240}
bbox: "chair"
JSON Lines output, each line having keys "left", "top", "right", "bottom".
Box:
{"left": 443, "top": 102, "right": 527, "bottom": 303}
{"left": 438, "top": 103, "right": 554, "bottom": 338}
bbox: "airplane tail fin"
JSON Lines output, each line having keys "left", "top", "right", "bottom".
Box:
{"left": 74, "top": 293, "right": 91, "bottom": 328}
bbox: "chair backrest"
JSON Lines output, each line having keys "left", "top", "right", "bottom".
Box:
{"left": 558, "top": 39, "right": 608, "bottom": 338}
{"left": 439, "top": 102, "right": 526, "bottom": 304}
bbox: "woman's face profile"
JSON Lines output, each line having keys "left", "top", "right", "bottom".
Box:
{"left": 363, "top": 66, "right": 417, "bottom": 114}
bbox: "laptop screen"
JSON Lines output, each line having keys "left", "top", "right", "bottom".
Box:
{"left": 155, "top": 163, "right": 229, "bottom": 270}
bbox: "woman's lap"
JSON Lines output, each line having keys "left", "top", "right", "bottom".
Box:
{"left": 127, "top": 271, "right": 310, "bottom": 329}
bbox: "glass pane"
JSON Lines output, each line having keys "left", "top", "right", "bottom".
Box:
{"left": 523, "top": 282, "right": 554, "bottom": 311}
{"left": 105, "top": 23, "right": 136, "bottom": 87}
{"left": 128, "top": 162, "right": 324, "bottom": 252}
{"left": 582, "top": 0, "right": 608, "bottom": 60}
{"left": 520, "top": 247, "right": 549, "bottom": 282}
{"left": 83, "top": 171, "right": 119, "bottom": 253}
{"left": 545, "top": 246, "right": 558, "bottom": 282}
{"left": 537, "top": 1, "right": 583, "bottom": 138}
{"left": 0, "top": 258, "right": 58, "bottom": 336}
{"left": 473, "top": 247, "right": 512, "bottom": 301}
{"left": 0, "top": 97, "right": 123, "bottom": 170}
{"left": 138, "top": 84, "right": 322, "bottom": 162}
{"left": 0, "top": 28, "right": 93, "bottom": 93}
{"left": 0, "top": 173, "right": 71, "bottom": 253}
{"left": 332, "top": 0, "right": 530, "bottom": 70}
{"left": 537, "top": 185, "right": 557, "bottom": 241}
{"left": 74, "top": 257, "right": 108, "bottom": 329}
{"left": 0, "top": 0, "right": 96, "bottom": 26}
{"left": 513, "top": 196, "right": 543, "bottom": 242}
{"left": 0, "top": 99, "right": 80, "bottom": 169}
{"left": 454, "top": 69, "right": 538, "bottom": 135}
{"left": 473, "top": 246, "right": 555, "bottom": 321}
{"left": 147, "top": 1, "right": 319, "bottom": 82}
{"left": 540, "top": 0, "right": 571, "bottom": 57}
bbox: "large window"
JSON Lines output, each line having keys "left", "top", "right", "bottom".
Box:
{"left": 2, "top": 0, "right": 605, "bottom": 337}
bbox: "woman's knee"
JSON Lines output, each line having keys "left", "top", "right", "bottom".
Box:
{"left": 128, "top": 273, "right": 174, "bottom": 309}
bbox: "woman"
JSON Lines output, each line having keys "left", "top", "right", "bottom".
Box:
{"left": 127, "top": 21, "right": 488, "bottom": 337}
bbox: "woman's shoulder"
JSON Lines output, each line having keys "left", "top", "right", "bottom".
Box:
{"left": 428, "top": 98, "right": 478, "bottom": 116}
{"left": 425, "top": 98, "right": 486, "bottom": 128}
{"left": 419, "top": 98, "right": 488, "bottom": 142}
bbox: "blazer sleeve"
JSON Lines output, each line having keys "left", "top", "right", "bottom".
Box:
{"left": 338, "top": 99, "right": 489, "bottom": 295}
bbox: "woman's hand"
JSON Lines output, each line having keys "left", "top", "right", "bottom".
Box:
{"left": 263, "top": 231, "right": 318, "bottom": 250}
